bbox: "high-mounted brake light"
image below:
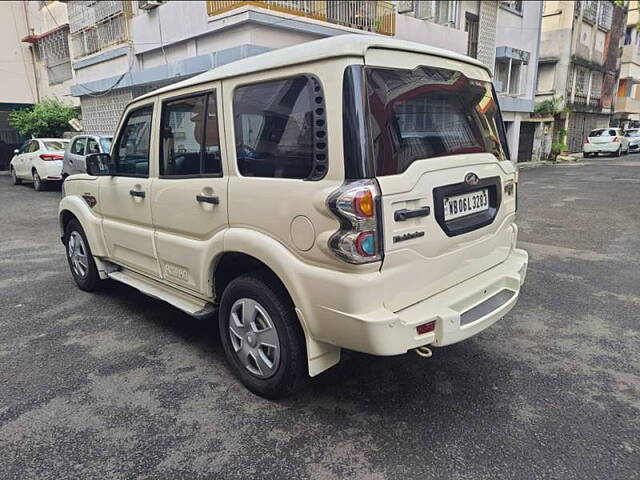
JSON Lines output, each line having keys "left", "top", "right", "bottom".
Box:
{"left": 40, "top": 154, "right": 63, "bottom": 161}
{"left": 328, "top": 179, "right": 383, "bottom": 264}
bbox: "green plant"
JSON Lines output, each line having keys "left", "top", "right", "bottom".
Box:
{"left": 8, "top": 98, "right": 79, "bottom": 138}
{"left": 534, "top": 96, "right": 565, "bottom": 117}
{"left": 551, "top": 142, "right": 568, "bottom": 156}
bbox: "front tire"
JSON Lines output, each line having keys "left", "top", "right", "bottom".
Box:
{"left": 218, "top": 274, "right": 307, "bottom": 399}
{"left": 33, "top": 170, "right": 45, "bottom": 191}
{"left": 10, "top": 166, "right": 21, "bottom": 185}
{"left": 65, "top": 219, "right": 101, "bottom": 291}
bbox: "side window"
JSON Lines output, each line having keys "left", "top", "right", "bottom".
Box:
{"left": 233, "top": 75, "right": 327, "bottom": 180}
{"left": 113, "top": 106, "right": 153, "bottom": 177}
{"left": 86, "top": 138, "right": 100, "bottom": 155}
{"left": 71, "top": 138, "right": 87, "bottom": 155}
{"left": 160, "top": 92, "right": 222, "bottom": 176}
{"left": 28, "top": 141, "right": 40, "bottom": 153}
{"left": 609, "top": 129, "right": 617, "bottom": 136}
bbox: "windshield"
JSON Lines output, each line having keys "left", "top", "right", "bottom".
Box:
{"left": 44, "top": 140, "right": 69, "bottom": 151}
{"left": 364, "top": 66, "right": 508, "bottom": 176}
{"left": 100, "top": 137, "right": 112, "bottom": 152}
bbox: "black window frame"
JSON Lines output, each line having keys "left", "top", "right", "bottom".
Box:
{"left": 159, "top": 90, "right": 223, "bottom": 179}
{"left": 232, "top": 73, "right": 328, "bottom": 181}
{"left": 111, "top": 104, "right": 154, "bottom": 179}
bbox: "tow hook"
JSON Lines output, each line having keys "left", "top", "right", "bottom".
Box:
{"left": 414, "top": 346, "right": 433, "bottom": 358}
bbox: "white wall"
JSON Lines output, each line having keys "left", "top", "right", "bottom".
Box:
{"left": 394, "top": 14, "right": 468, "bottom": 55}
{"left": 0, "top": 1, "right": 38, "bottom": 104}
{"left": 495, "top": 1, "right": 543, "bottom": 102}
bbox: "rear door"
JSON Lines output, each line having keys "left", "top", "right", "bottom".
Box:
{"left": 150, "top": 84, "right": 228, "bottom": 295}
{"left": 364, "top": 49, "right": 517, "bottom": 312}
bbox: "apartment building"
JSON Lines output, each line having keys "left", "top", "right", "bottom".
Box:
{"left": 537, "top": 0, "right": 626, "bottom": 152}
{"left": 0, "top": 1, "right": 79, "bottom": 169}
{"left": 614, "top": 0, "right": 640, "bottom": 129}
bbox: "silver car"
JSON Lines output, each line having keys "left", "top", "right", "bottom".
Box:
{"left": 624, "top": 129, "right": 640, "bottom": 152}
{"left": 62, "top": 135, "right": 112, "bottom": 178}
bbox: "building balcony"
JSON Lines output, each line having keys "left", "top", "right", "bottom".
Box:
{"left": 207, "top": 0, "right": 395, "bottom": 36}
{"left": 621, "top": 45, "right": 640, "bottom": 81}
{"left": 614, "top": 96, "right": 640, "bottom": 115}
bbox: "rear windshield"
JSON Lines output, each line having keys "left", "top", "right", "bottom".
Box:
{"left": 44, "top": 140, "right": 68, "bottom": 151}
{"left": 626, "top": 130, "right": 640, "bottom": 137}
{"left": 100, "top": 137, "right": 112, "bottom": 152}
{"left": 365, "top": 66, "right": 508, "bottom": 176}
{"left": 589, "top": 129, "right": 615, "bottom": 137}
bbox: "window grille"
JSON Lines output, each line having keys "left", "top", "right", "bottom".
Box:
{"left": 598, "top": 1, "right": 613, "bottom": 31}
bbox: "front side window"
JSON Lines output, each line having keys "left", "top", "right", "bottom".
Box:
{"left": 71, "top": 138, "right": 86, "bottom": 155}
{"left": 113, "top": 106, "right": 153, "bottom": 177}
{"left": 233, "top": 75, "right": 327, "bottom": 180}
{"left": 86, "top": 138, "right": 100, "bottom": 155}
{"left": 160, "top": 92, "right": 221, "bottom": 177}
{"left": 364, "top": 66, "right": 508, "bottom": 176}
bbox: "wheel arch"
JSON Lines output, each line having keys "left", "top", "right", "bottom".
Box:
{"left": 210, "top": 229, "right": 341, "bottom": 377}
{"left": 58, "top": 196, "right": 108, "bottom": 257}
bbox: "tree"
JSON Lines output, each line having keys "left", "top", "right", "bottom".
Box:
{"left": 8, "top": 98, "right": 79, "bottom": 138}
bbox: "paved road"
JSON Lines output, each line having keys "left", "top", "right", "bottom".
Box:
{"left": 1, "top": 158, "right": 638, "bottom": 479}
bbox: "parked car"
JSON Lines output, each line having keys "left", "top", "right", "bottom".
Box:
{"left": 583, "top": 128, "right": 629, "bottom": 157}
{"left": 10, "top": 138, "right": 69, "bottom": 190}
{"left": 624, "top": 129, "right": 640, "bottom": 152}
{"left": 63, "top": 135, "right": 112, "bottom": 178}
{"left": 58, "top": 35, "right": 528, "bottom": 398}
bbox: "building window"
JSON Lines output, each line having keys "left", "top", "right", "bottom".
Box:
{"left": 36, "top": 27, "right": 72, "bottom": 85}
{"left": 573, "top": 67, "right": 588, "bottom": 101}
{"left": 580, "top": 0, "right": 598, "bottom": 23}
{"left": 598, "top": 1, "right": 613, "bottom": 31}
{"left": 495, "top": 59, "right": 523, "bottom": 95}
{"left": 590, "top": 72, "right": 603, "bottom": 100}
{"left": 415, "top": 0, "right": 458, "bottom": 27}
{"left": 465, "top": 12, "right": 479, "bottom": 58}
{"left": 500, "top": 1, "right": 523, "bottom": 13}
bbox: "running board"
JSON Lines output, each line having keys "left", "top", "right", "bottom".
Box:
{"left": 107, "top": 270, "right": 216, "bottom": 320}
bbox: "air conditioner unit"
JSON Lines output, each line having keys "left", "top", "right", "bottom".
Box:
{"left": 139, "top": 0, "right": 164, "bottom": 11}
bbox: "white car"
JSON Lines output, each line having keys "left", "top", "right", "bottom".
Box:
{"left": 583, "top": 128, "right": 629, "bottom": 157}
{"left": 624, "top": 129, "right": 640, "bottom": 152}
{"left": 10, "top": 138, "right": 69, "bottom": 190}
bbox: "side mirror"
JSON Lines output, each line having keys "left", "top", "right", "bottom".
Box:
{"left": 86, "top": 153, "right": 112, "bottom": 176}
{"left": 13, "top": 149, "right": 19, "bottom": 154}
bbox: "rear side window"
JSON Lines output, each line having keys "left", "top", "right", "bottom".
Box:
{"left": 589, "top": 129, "right": 605, "bottom": 137}
{"left": 365, "top": 66, "right": 508, "bottom": 176}
{"left": 27, "top": 141, "right": 39, "bottom": 153}
{"left": 233, "top": 75, "right": 327, "bottom": 180}
{"left": 113, "top": 106, "right": 153, "bottom": 177}
{"left": 160, "top": 92, "right": 221, "bottom": 177}
{"left": 71, "top": 138, "right": 86, "bottom": 155}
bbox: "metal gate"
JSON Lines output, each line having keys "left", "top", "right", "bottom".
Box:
{"left": 566, "top": 113, "right": 610, "bottom": 152}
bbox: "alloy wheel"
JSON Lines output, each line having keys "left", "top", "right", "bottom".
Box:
{"left": 228, "top": 298, "right": 281, "bottom": 379}
{"left": 33, "top": 171, "right": 41, "bottom": 190}
{"left": 68, "top": 231, "right": 89, "bottom": 278}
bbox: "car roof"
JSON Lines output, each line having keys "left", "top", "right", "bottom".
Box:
{"left": 38, "top": 138, "right": 69, "bottom": 142}
{"left": 135, "top": 34, "right": 490, "bottom": 102}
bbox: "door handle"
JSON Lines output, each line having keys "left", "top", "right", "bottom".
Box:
{"left": 129, "top": 189, "right": 145, "bottom": 198}
{"left": 196, "top": 194, "right": 219, "bottom": 205}
{"left": 394, "top": 206, "right": 431, "bottom": 222}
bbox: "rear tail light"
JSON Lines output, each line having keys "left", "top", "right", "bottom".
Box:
{"left": 613, "top": 137, "right": 621, "bottom": 143}
{"left": 328, "top": 179, "right": 383, "bottom": 264}
{"left": 40, "top": 154, "right": 63, "bottom": 161}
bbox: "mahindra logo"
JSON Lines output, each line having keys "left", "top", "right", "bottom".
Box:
{"left": 464, "top": 173, "right": 479, "bottom": 186}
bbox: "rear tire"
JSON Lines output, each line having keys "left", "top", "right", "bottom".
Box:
{"left": 218, "top": 274, "right": 307, "bottom": 399}
{"left": 33, "top": 170, "right": 45, "bottom": 191}
{"left": 615, "top": 146, "right": 622, "bottom": 157}
{"left": 65, "top": 219, "right": 102, "bottom": 292}
{"left": 10, "top": 166, "right": 21, "bottom": 185}
{"left": 583, "top": 152, "right": 591, "bottom": 158}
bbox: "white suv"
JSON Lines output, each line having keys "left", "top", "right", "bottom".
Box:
{"left": 58, "top": 35, "right": 528, "bottom": 398}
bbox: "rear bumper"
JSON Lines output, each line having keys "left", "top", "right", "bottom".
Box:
{"left": 314, "top": 248, "right": 528, "bottom": 355}
{"left": 37, "top": 160, "right": 63, "bottom": 180}
{"left": 583, "top": 143, "right": 619, "bottom": 153}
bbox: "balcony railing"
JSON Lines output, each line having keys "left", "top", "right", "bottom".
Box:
{"left": 207, "top": 0, "right": 395, "bottom": 36}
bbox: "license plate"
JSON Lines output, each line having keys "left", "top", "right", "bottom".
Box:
{"left": 444, "top": 189, "right": 489, "bottom": 221}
